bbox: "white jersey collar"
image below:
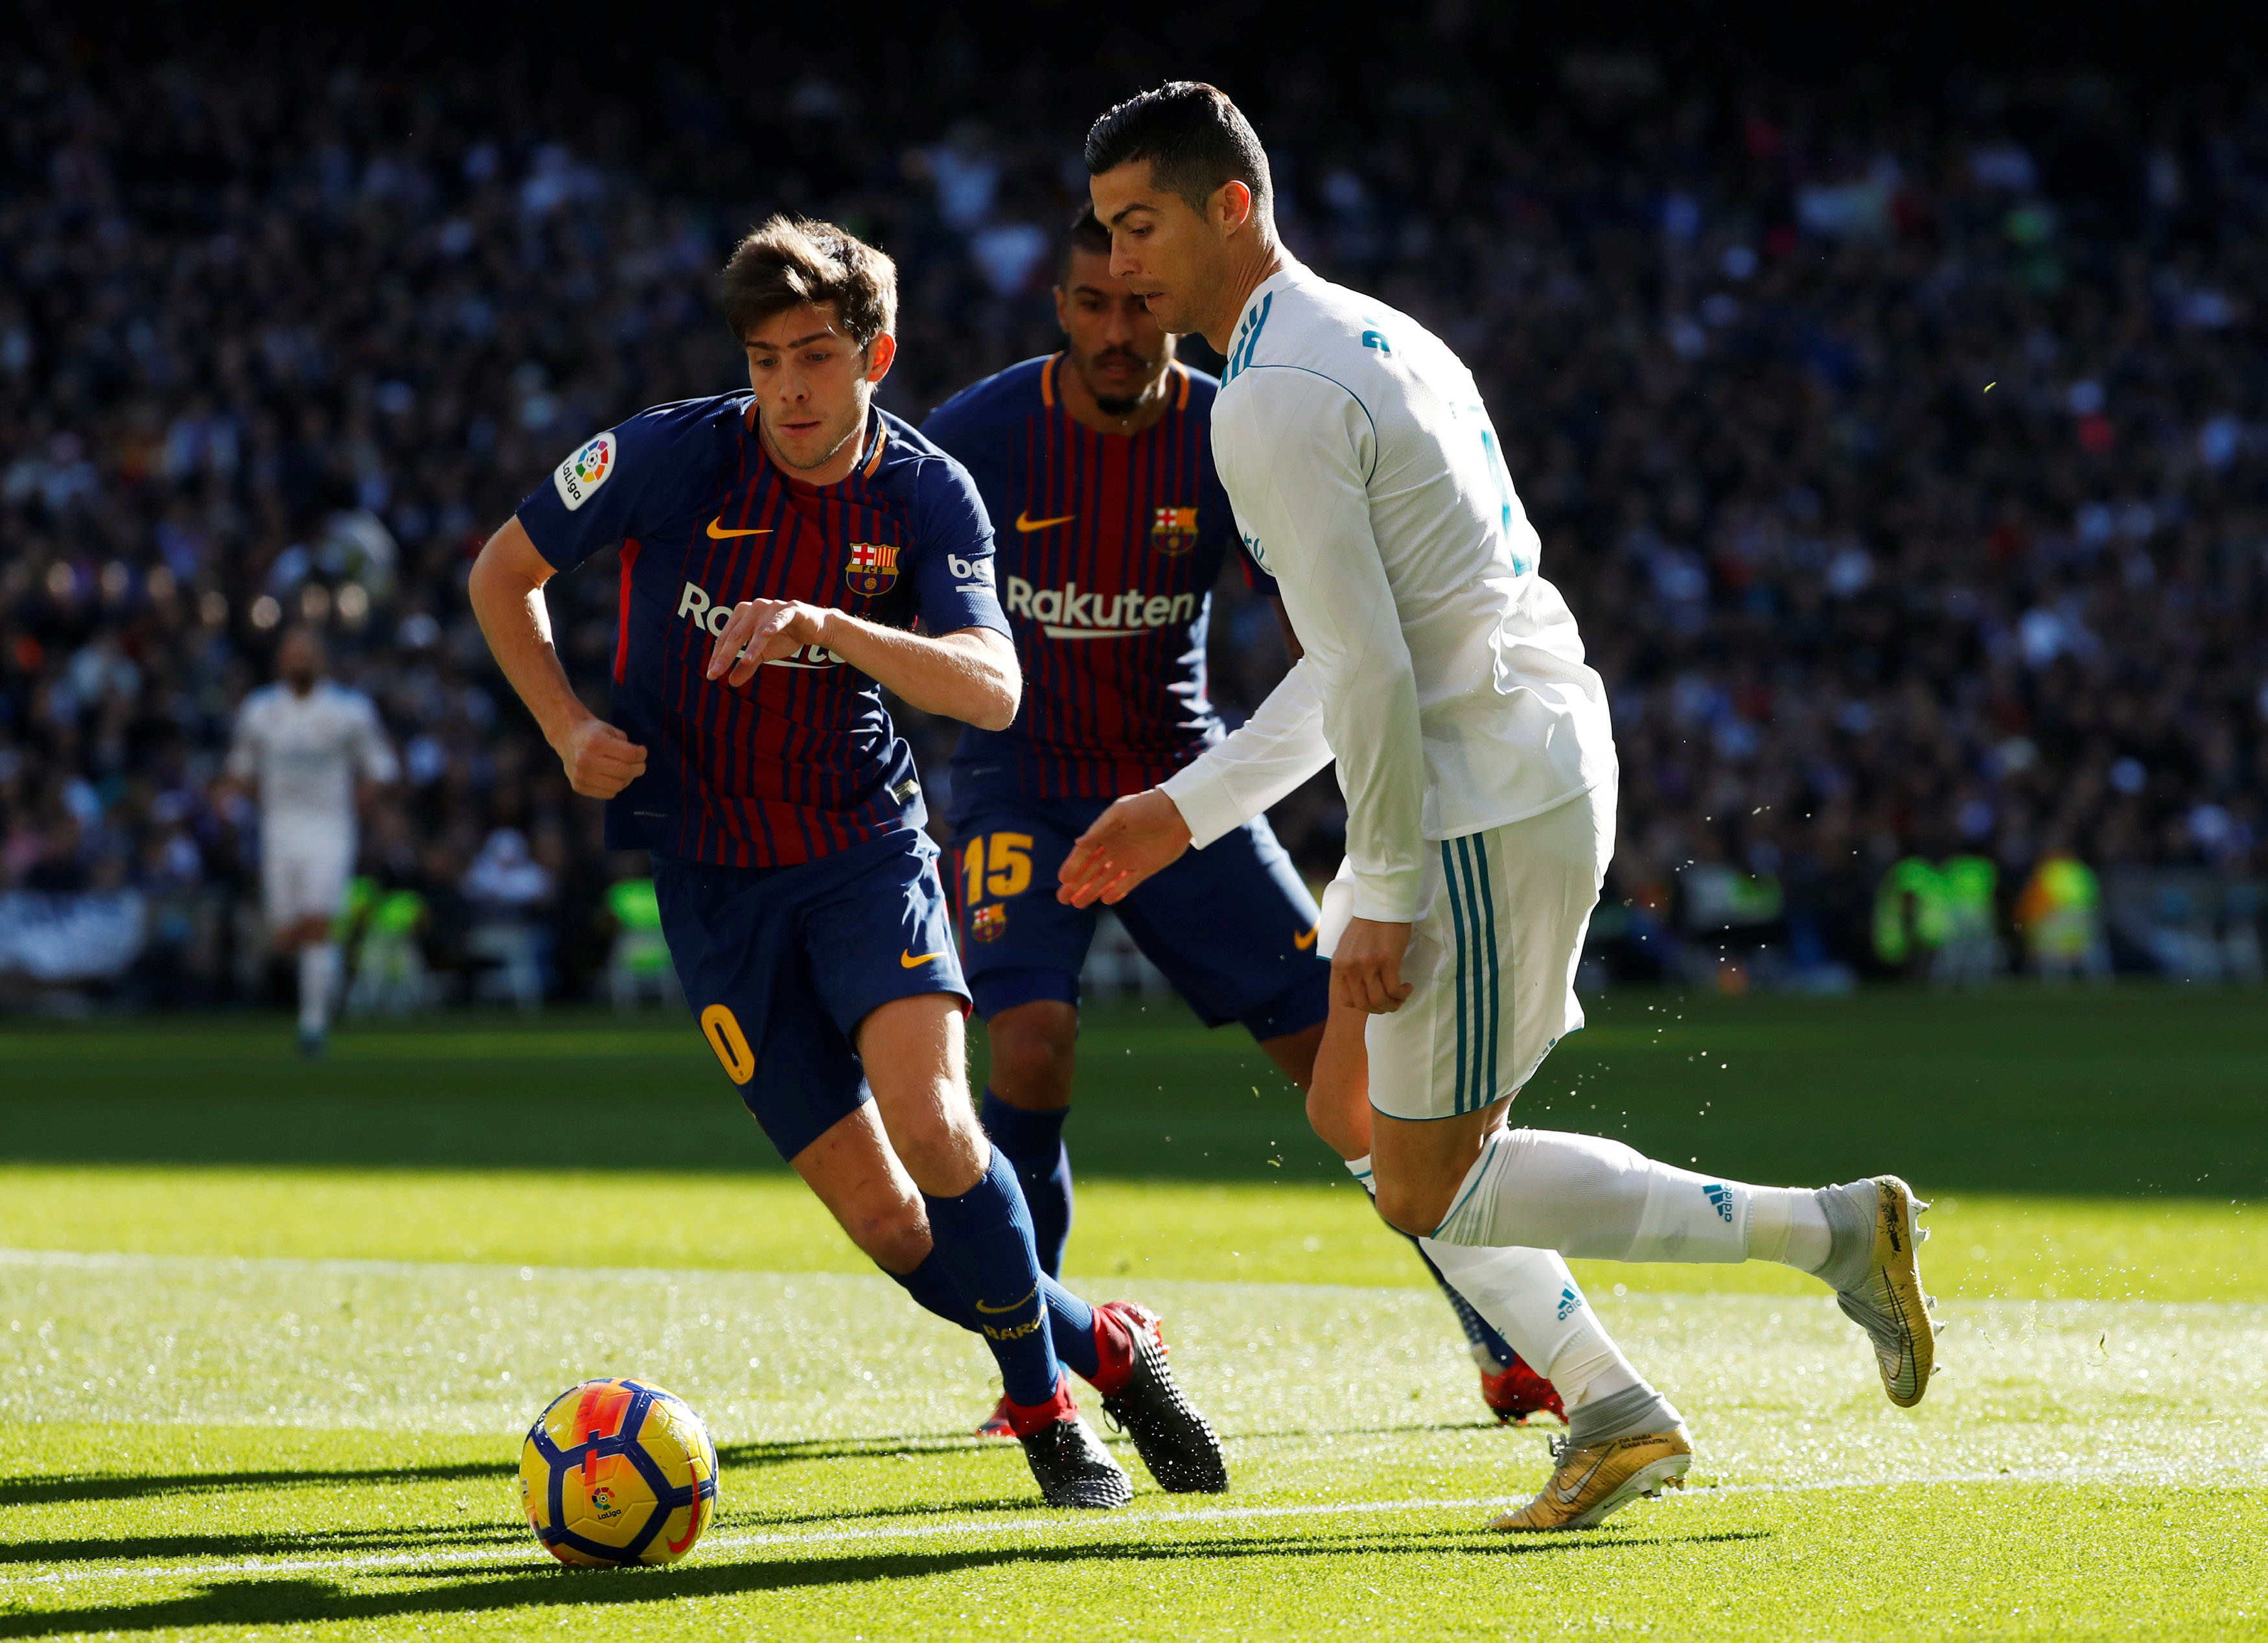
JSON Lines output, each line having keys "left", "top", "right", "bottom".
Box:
{"left": 1221, "top": 262, "right": 1306, "bottom": 384}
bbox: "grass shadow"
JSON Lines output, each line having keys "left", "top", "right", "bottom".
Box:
{"left": 0, "top": 1522, "right": 525, "bottom": 1567}
{"left": 0, "top": 1526, "right": 1775, "bottom": 1634}
{"left": 0, "top": 1459, "right": 513, "bottom": 1508}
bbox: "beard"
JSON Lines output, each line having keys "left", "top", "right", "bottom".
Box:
{"left": 1080, "top": 345, "right": 1161, "bottom": 417}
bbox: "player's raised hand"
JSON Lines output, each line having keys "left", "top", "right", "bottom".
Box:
{"left": 707, "top": 598, "right": 823, "bottom": 688}
{"left": 555, "top": 716, "right": 647, "bottom": 799}
{"left": 1058, "top": 787, "right": 1192, "bottom": 906}
{"left": 1333, "top": 916, "right": 1415, "bottom": 1014}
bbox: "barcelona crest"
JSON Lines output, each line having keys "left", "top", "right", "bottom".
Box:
{"left": 1150, "top": 506, "right": 1199, "bottom": 555}
{"left": 844, "top": 541, "right": 899, "bottom": 596}
{"left": 968, "top": 903, "right": 1008, "bottom": 943}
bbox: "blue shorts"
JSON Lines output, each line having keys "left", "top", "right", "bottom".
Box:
{"left": 653, "top": 830, "right": 967, "bottom": 1163}
{"left": 948, "top": 795, "right": 1329, "bottom": 1041}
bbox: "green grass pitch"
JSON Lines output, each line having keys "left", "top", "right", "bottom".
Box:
{"left": 0, "top": 986, "right": 2261, "bottom": 1639}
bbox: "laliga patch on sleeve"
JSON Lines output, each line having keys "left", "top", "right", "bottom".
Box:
{"left": 553, "top": 432, "right": 617, "bottom": 511}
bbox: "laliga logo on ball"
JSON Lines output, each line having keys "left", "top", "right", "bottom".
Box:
{"left": 519, "top": 1377, "right": 719, "bottom": 1567}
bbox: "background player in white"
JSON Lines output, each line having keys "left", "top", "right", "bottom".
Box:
{"left": 1062, "top": 83, "right": 1940, "bottom": 1532}
{"left": 226, "top": 625, "right": 398, "bottom": 1056}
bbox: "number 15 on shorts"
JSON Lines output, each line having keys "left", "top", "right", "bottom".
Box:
{"left": 960, "top": 832, "right": 1032, "bottom": 906}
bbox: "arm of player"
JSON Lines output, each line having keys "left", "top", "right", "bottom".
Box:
{"left": 704, "top": 603, "right": 1019, "bottom": 730}
{"left": 468, "top": 517, "right": 649, "bottom": 798}
{"left": 1057, "top": 658, "right": 1336, "bottom": 907}
{"left": 1158, "top": 658, "right": 1333, "bottom": 847}
{"left": 1215, "top": 372, "right": 1428, "bottom": 927}
{"left": 351, "top": 697, "right": 400, "bottom": 810}
{"left": 220, "top": 699, "right": 259, "bottom": 800}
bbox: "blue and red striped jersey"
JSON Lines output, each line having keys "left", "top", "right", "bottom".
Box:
{"left": 516, "top": 395, "right": 1010, "bottom": 867}
{"left": 923, "top": 354, "right": 1270, "bottom": 808}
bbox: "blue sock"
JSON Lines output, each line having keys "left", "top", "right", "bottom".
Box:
{"left": 1407, "top": 1233, "right": 1517, "bottom": 1369}
{"left": 978, "top": 1090, "right": 1074, "bottom": 1279}
{"left": 885, "top": 1250, "right": 976, "bottom": 1330}
{"left": 920, "top": 1147, "right": 1063, "bottom": 1408}
{"left": 1041, "top": 1276, "right": 1098, "bottom": 1381}
{"left": 881, "top": 1252, "right": 1102, "bottom": 1384}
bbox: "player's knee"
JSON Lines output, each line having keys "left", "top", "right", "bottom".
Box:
{"left": 1303, "top": 1080, "right": 1370, "bottom": 1161}
{"left": 1372, "top": 1176, "right": 1450, "bottom": 1239}
{"left": 984, "top": 1002, "right": 1077, "bottom": 1110}
{"left": 843, "top": 1198, "right": 931, "bottom": 1272}
{"left": 886, "top": 1104, "right": 990, "bottom": 1199}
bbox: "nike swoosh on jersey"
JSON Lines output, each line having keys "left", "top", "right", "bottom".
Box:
{"left": 1293, "top": 924, "right": 1319, "bottom": 951}
{"left": 706, "top": 519, "right": 773, "bottom": 539}
{"left": 900, "top": 950, "right": 950, "bottom": 968}
{"left": 973, "top": 1284, "right": 1039, "bottom": 1315}
{"left": 1014, "top": 510, "right": 1076, "bottom": 533}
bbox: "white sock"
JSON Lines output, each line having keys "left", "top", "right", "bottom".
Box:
{"left": 1345, "top": 1156, "right": 1674, "bottom": 1431}
{"left": 299, "top": 942, "right": 339, "bottom": 1034}
{"left": 1430, "top": 1127, "right": 1836, "bottom": 1277}
{"left": 1747, "top": 1185, "right": 1834, "bottom": 1274}
{"left": 1417, "top": 1238, "right": 1643, "bottom": 1406}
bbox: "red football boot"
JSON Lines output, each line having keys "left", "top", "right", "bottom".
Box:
{"left": 1481, "top": 1356, "right": 1566, "bottom": 1426}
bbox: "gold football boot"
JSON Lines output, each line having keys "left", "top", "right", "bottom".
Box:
{"left": 1831, "top": 1175, "right": 1941, "bottom": 1408}
{"left": 1489, "top": 1427, "right": 1693, "bottom": 1532}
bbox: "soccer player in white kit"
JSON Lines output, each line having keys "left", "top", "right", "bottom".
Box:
{"left": 226, "top": 626, "right": 399, "bottom": 1056}
{"left": 1061, "top": 84, "right": 1940, "bottom": 1532}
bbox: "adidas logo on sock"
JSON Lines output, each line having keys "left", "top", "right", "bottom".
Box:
{"left": 1704, "top": 1182, "right": 1734, "bottom": 1223}
{"left": 1556, "top": 1285, "right": 1584, "bottom": 1321}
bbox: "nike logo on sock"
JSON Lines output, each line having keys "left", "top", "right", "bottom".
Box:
{"left": 974, "top": 1284, "right": 1038, "bottom": 1316}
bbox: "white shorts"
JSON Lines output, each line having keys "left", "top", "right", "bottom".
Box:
{"left": 1320, "top": 786, "right": 1610, "bottom": 1123}
{"left": 262, "top": 816, "right": 356, "bottom": 927}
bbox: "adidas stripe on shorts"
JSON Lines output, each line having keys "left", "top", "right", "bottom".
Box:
{"left": 1319, "top": 782, "right": 1612, "bottom": 1123}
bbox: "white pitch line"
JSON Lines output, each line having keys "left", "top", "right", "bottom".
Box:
{"left": 0, "top": 1247, "right": 1390, "bottom": 1301}
{"left": 8, "top": 1465, "right": 2261, "bottom": 1591}
{"left": 8, "top": 1246, "right": 2264, "bottom": 1318}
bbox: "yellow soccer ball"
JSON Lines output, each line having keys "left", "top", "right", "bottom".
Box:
{"left": 519, "top": 1377, "right": 719, "bottom": 1567}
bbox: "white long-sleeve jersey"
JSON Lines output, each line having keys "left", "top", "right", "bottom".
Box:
{"left": 227, "top": 681, "right": 399, "bottom": 824}
{"left": 1159, "top": 264, "right": 1614, "bottom": 922}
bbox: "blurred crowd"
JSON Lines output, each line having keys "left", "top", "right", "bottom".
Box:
{"left": 2, "top": 21, "right": 2263, "bottom": 1002}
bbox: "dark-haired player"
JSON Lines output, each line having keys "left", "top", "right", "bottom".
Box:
{"left": 1061, "top": 82, "right": 1937, "bottom": 1531}
{"left": 468, "top": 214, "right": 1225, "bottom": 1509}
{"left": 925, "top": 207, "right": 1564, "bottom": 1437}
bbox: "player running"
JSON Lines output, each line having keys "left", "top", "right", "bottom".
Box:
{"left": 1061, "top": 85, "right": 1939, "bottom": 1531}
{"left": 469, "top": 215, "right": 1225, "bottom": 1510}
{"left": 922, "top": 205, "right": 1563, "bottom": 1435}
{"left": 225, "top": 624, "right": 398, "bottom": 1057}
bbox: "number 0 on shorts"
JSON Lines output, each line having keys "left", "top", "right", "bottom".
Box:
{"left": 700, "top": 1003, "right": 756, "bottom": 1086}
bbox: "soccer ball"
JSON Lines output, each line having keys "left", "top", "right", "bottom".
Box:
{"left": 519, "top": 1377, "right": 719, "bottom": 1567}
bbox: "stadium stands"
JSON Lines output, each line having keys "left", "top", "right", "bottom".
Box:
{"left": 1, "top": 19, "right": 2262, "bottom": 1001}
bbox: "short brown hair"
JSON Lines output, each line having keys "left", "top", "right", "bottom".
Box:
{"left": 720, "top": 215, "right": 897, "bottom": 349}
